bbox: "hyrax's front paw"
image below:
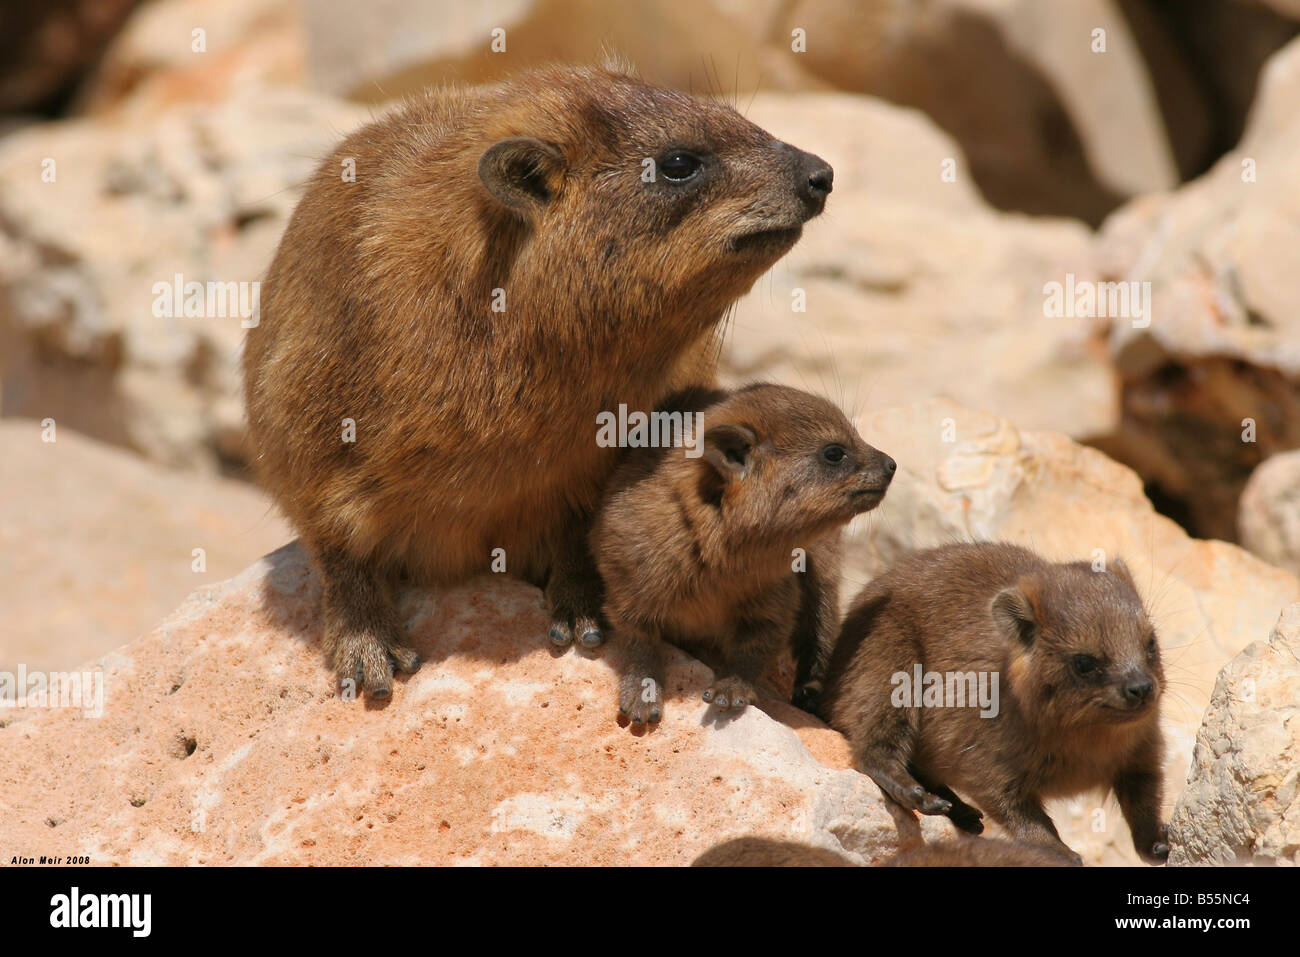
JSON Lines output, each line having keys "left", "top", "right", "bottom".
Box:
{"left": 790, "top": 680, "right": 823, "bottom": 714}
{"left": 703, "top": 676, "right": 757, "bottom": 713}
{"left": 546, "top": 575, "right": 605, "bottom": 649}
{"left": 903, "top": 784, "right": 952, "bottom": 816}
{"left": 945, "top": 800, "right": 985, "bottom": 835}
{"left": 330, "top": 630, "right": 421, "bottom": 700}
{"left": 618, "top": 673, "right": 664, "bottom": 726}
{"left": 1141, "top": 824, "right": 1170, "bottom": 864}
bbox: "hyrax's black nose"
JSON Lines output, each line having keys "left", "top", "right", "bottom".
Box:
{"left": 1123, "top": 676, "right": 1154, "bottom": 704}
{"left": 807, "top": 163, "right": 833, "bottom": 198}
{"left": 796, "top": 150, "right": 833, "bottom": 212}
{"left": 883, "top": 456, "right": 897, "bottom": 475}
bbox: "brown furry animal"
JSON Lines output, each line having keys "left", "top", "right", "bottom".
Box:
{"left": 692, "top": 838, "right": 856, "bottom": 867}
{"left": 820, "top": 542, "right": 1169, "bottom": 865}
{"left": 881, "top": 838, "right": 1074, "bottom": 867}
{"left": 243, "top": 66, "right": 833, "bottom": 697}
{"left": 691, "top": 836, "right": 1071, "bottom": 866}
{"left": 590, "top": 384, "right": 894, "bottom": 726}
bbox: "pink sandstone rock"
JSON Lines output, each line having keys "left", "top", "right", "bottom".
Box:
{"left": 0, "top": 542, "right": 935, "bottom": 865}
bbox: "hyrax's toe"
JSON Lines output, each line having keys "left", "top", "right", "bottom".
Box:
{"left": 618, "top": 675, "right": 663, "bottom": 727}
{"left": 330, "top": 632, "right": 398, "bottom": 699}
{"left": 704, "top": 676, "right": 756, "bottom": 713}
{"left": 548, "top": 613, "right": 604, "bottom": 649}
{"left": 546, "top": 571, "right": 606, "bottom": 651}
{"left": 1140, "top": 824, "right": 1170, "bottom": 864}
{"left": 389, "top": 644, "right": 422, "bottom": 674}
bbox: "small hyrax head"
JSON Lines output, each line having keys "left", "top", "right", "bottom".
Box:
{"left": 696, "top": 384, "right": 894, "bottom": 539}
{"left": 476, "top": 67, "right": 832, "bottom": 302}
{"left": 991, "top": 558, "right": 1163, "bottom": 724}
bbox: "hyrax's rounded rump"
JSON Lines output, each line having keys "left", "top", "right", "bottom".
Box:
{"left": 242, "top": 66, "right": 832, "bottom": 697}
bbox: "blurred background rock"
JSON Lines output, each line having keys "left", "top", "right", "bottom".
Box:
{"left": 2, "top": 0, "right": 1299, "bottom": 667}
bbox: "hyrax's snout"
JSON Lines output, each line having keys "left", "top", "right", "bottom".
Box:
{"left": 1120, "top": 669, "right": 1156, "bottom": 707}
{"left": 862, "top": 450, "right": 896, "bottom": 487}
{"left": 849, "top": 448, "right": 895, "bottom": 512}
{"left": 769, "top": 140, "right": 833, "bottom": 219}
{"left": 794, "top": 149, "right": 833, "bottom": 217}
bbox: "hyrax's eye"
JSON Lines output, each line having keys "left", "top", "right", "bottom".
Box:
{"left": 659, "top": 151, "right": 703, "bottom": 182}
{"left": 1146, "top": 635, "right": 1158, "bottom": 657}
{"left": 1071, "top": 654, "right": 1100, "bottom": 677}
{"left": 821, "top": 445, "right": 847, "bottom": 465}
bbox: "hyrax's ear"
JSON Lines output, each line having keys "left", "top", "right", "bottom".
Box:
{"left": 478, "top": 137, "right": 566, "bottom": 212}
{"left": 702, "top": 423, "right": 757, "bottom": 480}
{"left": 991, "top": 581, "right": 1039, "bottom": 646}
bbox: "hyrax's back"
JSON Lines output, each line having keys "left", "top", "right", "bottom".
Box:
{"left": 245, "top": 81, "right": 581, "bottom": 581}
{"left": 243, "top": 66, "right": 835, "bottom": 696}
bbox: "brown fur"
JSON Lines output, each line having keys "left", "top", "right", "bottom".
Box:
{"left": 880, "top": 839, "right": 1074, "bottom": 867}
{"left": 821, "top": 542, "right": 1169, "bottom": 864}
{"left": 243, "top": 65, "right": 833, "bottom": 696}
{"left": 692, "top": 838, "right": 855, "bottom": 867}
{"left": 590, "top": 384, "right": 894, "bottom": 726}
{"left": 691, "top": 836, "right": 1071, "bottom": 867}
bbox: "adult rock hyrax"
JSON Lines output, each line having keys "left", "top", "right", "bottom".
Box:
{"left": 589, "top": 383, "right": 894, "bottom": 727}
{"left": 243, "top": 65, "right": 834, "bottom": 697}
{"left": 820, "top": 542, "right": 1169, "bottom": 865}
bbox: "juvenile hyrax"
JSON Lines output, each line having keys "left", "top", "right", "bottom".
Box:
{"left": 243, "top": 66, "right": 833, "bottom": 697}
{"left": 820, "top": 542, "right": 1168, "bottom": 864}
{"left": 590, "top": 384, "right": 895, "bottom": 726}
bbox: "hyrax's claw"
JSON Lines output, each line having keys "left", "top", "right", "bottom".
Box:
{"left": 549, "top": 624, "right": 572, "bottom": 646}
{"left": 579, "top": 627, "right": 604, "bottom": 647}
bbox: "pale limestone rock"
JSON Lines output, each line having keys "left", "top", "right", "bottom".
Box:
{"left": 1092, "top": 34, "right": 1300, "bottom": 541}
{"left": 0, "top": 420, "right": 290, "bottom": 673}
{"left": 0, "top": 89, "right": 370, "bottom": 468}
{"left": 1168, "top": 603, "right": 1300, "bottom": 865}
{"left": 770, "top": 0, "right": 1176, "bottom": 221}
{"left": 723, "top": 93, "right": 1117, "bottom": 442}
{"left": 1239, "top": 450, "right": 1300, "bottom": 577}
